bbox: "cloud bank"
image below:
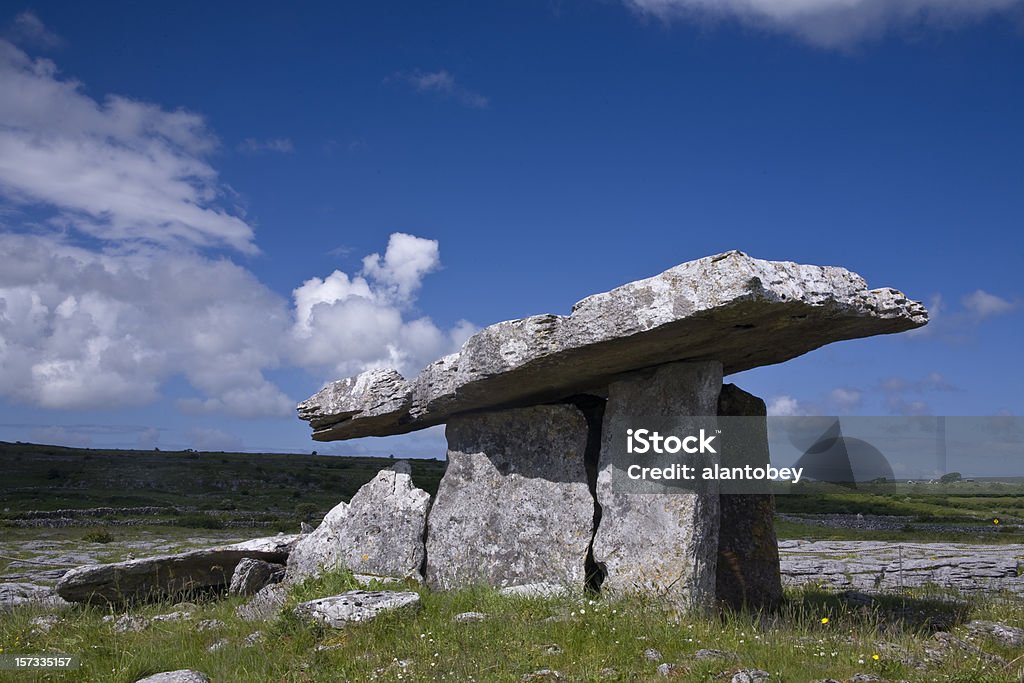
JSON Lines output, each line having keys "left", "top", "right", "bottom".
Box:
{"left": 623, "top": 0, "right": 1023, "bottom": 48}
{"left": 0, "top": 37, "right": 474, "bottom": 420}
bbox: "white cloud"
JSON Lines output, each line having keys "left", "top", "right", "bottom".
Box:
{"left": 622, "top": 0, "right": 1023, "bottom": 48}
{"left": 290, "top": 233, "right": 474, "bottom": 378}
{"left": 0, "top": 39, "right": 256, "bottom": 253}
{"left": 767, "top": 395, "right": 806, "bottom": 416}
{"left": 0, "top": 233, "right": 292, "bottom": 416}
{"left": 6, "top": 11, "right": 62, "bottom": 49}
{"left": 238, "top": 137, "right": 295, "bottom": 154}
{"left": 395, "top": 69, "right": 489, "bottom": 109}
{"left": 828, "top": 387, "right": 863, "bottom": 412}
{"left": 961, "top": 289, "right": 1016, "bottom": 320}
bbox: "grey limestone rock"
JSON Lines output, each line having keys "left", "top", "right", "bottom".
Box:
{"left": 228, "top": 557, "right": 284, "bottom": 596}
{"left": 592, "top": 361, "right": 722, "bottom": 609}
{"left": 293, "top": 589, "right": 420, "bottom": 628}
{"left": 235, "top": 582, "right": 288, "bottom": 622}
{"left": 55, "top": 535, "right": 297, "bottom": 606}
{"left": 134, "top": 671, "right": 210, "bottom": 683}
{"left": 285, "top": 462, "right": 430, "bottom": 583}
{"left": 299, "top": 251, "right": 926, "bottom": 441}
{"left": 424, "top": 405, "right": 593, "bottom": 591}
{"left": 715, "top": 384, "right": 783, "bottom": 611}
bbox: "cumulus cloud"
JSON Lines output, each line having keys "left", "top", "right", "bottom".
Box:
{"left": 767, "top": 395, "right": 807, "bottom": 416}
{"left": 0, "top": 39, "right": 256, "bottom": 253}
{"left": 290, "top": 233, "right": 475, "bottom": 378}
{"left": 237, "top": 137, "right": 295, "bottom": 154}
{"left": 622, "top": 0, "right": 1024, "bottom": 48}
{"left": 0, "top": 35, "right": 476, "bottom": 420}
{"left": 0, "top": 233, "right": 293, "bottom": 416}
{"left": 393, "top": 69, "right": 489, "bottom": 109}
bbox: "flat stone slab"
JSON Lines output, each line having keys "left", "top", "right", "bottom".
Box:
{"left": 298, "top": 251, "right": 926, "bottom": 441}
{"left": 778, "top": 540, "right": 1024, "bottom": 594}
{"left": 55, "top": 535, "right": 298, "bottom": 606}
{"left": 293, "top": 590, "right": 420, "bottom": 627}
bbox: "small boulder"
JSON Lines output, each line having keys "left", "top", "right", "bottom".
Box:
{"left": 229, "top": 558, "right": 284, "bottom": 596}
{"left": 966, "top": 620, "right": 1024, "bottom": 647}
{"left": 293, "top": 590, "right": 420, "bottom": 628}
{"left": 236, "top": 583, "right": 288, "bottom": 622}
{"left": 453, "top": 611, "right": 488, "bottom": 623}
{"left": 134, "top": 671, "right": 210, "bottom": 683}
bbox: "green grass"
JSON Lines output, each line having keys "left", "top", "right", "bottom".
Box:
{"left": 2, "top": 572, "right": 1023, "bottom": 682}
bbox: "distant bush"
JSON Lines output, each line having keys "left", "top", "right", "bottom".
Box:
{"left": 82, "top": 529, "right": 115, "bottom": 543}
{"left": 939, "top": 472, "right": 963, "bottom": 484}
{"left": 175, "top": 513, "right": 224, "bottom": 529}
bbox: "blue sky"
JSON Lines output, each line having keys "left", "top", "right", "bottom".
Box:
{"left": 0, "top": 1, "right": 1021, "bottom": 457}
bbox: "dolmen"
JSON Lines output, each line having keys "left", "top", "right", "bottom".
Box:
{"left": 295, "top": 250, "right": 927, "bottom": 610}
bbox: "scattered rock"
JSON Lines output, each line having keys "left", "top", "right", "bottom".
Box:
{"left": 498, "top": 583, "right": 571, "bottom": 598}
{"left": 299, "top": 251, "right": 926, "bottom": 441}
{"left": 930, "top": 631, "right": 1006, "bottom": 666}
{"left": 657, "top": 663, "right": 685, "bottom": 678}
{"left": 207, "top": 638, "right": 229, "bottom": 652}
{"left": 150, "top": 610, "right": 192, "bottom": 623}
{"left": 598, "top": 668, "right": 618, "bottom": 679}
{"left": 29, "top": 614, "right": 62, "bottom": 633}
{"left": 847, "top": 675, "right": 881, "bottom": 683}
{"left": 966, "top": 620, "right": 1024, "bottom": 647}
{"left": 236, "top": 582, "right": 287, "bottom": 622}
{"left": 134, "top": 671, "right": 210, "bottom": 683}
{"left": 0, "top": 582, "right": 69, "bottom": 611}
{"left": 286, "top": 463, "right": 430, "bottom": 584}
{"left": 643, "top": 647, "right": 663, "bottom": 662}
{"left": 694, "top": 649, "right": 739, "bottom": 661}
{"left": 241, "top": 631, "right": 263, "bottom": 647}
{"left": 543, "top": 643, "right": 563, "bottom": 655}
{"left": 521, "top": 669, "right": 562, "bottom": 681}
{"left": 453, "top": 611, "right": 488, "bottom": 623}
{"left": 593, "top": 362, "right": 722, "bottom": 608}
{"left": 229, "top": 558, "right": 284, "bottom": 596}
{"left": 293, "top": 590, "right": 420, "bottom": 628}
{"left": 352, "top": 573, "right": 405, "bottom": 587}
{"left": 109, "top": 614, "right": 149, "bottom": 633}
{"left": 195, "top": 618, "right": 224, "bottom": 632}
{"left": 426, "top": 405, "right": 592, "bottom": 591}
{"left": 730, "top": 670, "right": 770, "bottom": 683}
{"left": 56, "top": 534, "right": 298, "bottom": 606}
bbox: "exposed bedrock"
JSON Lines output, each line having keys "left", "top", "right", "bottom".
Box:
{"left": 592, "top": 361, "right": 722, "bottom": 609}
{"left": 286, "top": 462, "right": 431, "bottom": 584}
{"left": 298, "top": 251, "right": 927, "bottom": 441}
{"left": 424, "top": 405, "right": 594, "bottom": 591}
{"left": 716, "top": 384, "right": 784, "bottom": 611}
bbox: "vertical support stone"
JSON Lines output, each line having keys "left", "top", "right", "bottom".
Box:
{"left": 592, "top": 361, "right": 722, "bottom": 609}
{"left": 716, "top": 384, "right": 784, "bottom": 611}
{"left": 425, "top": 405, "right": 593, "bottom": 591}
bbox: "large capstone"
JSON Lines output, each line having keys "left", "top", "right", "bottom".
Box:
{"left": 592, "top": 361, "right": 722, "bottom": 609}
{"left": 286, "top": 462, "right": 430, "bottom": 584}
{"left": 425, "top": 405, "right": 594, "bottom": 591}
{"left": 299, "top": 251, "right": 926, "bottom": 441}
{"left": 715, "top": 384, "right": 783, "bottom": 611}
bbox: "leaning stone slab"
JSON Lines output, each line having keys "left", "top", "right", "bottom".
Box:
{"left": 285, "top": 462, "right": 430, "bottom": 584}
{"left": 55, "top": 535, "right": 298, "bottom": 606}
{"left": 424, "top": 405, "right": 593, "bottom": 591}
{"left": 293, "top": 590, "right": 420, "bottom": 628}
{"left": 592, "top": 361, "right": 722, "bottom": 609}
{"left": 235, "top": 582, "right": 288, "bottom": 622}
{"left": 299, "top": 251, "right": 926, "bottom": 441}
{"left": 0, "top": 582, "right": 69, "bottom": 611}
{"left": 715, "top": 384, "right": 783, "bottom": 611}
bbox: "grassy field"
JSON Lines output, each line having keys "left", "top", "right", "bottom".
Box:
{"left": 3, "top": 569, "right": 1023, "bottom": 682}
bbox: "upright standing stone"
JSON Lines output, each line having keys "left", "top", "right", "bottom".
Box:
{"left": 286, "top": 462, "right": 431, "bottom": 583}
{"left": 716, "top": 384, "right": 783, "bottom": 611}
{"left": 593, "top": 361, "right": 722, "bottom": 608}
{"left": 425, "top": 405, "right": 593, "bottom": 591}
